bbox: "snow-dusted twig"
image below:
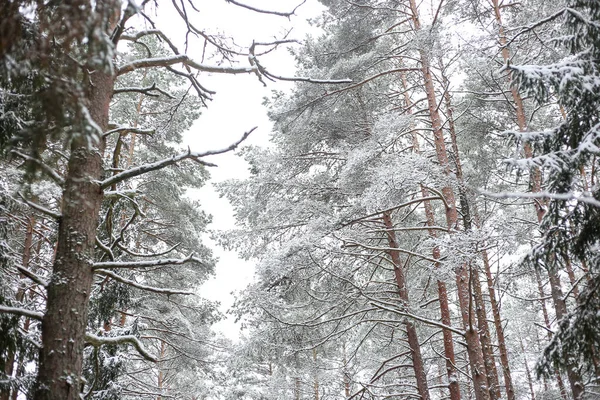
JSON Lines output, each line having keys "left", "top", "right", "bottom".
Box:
{"left": 85, "top": 333, "right": 157, "bottom": 362}
{"left": 103, "top": 126, "right": 155, "bottom": 138}
{"left": 225, "top": 0, "right": 306, "bottom": 17}
{"left": 0, "top": 305, "right": 44, "bottom": 320}
{"left": 11, "top": 151, "right": 65, "bottom": 185}
{"left": 17, "top": 193, "right": 61, "bottom": 219}
{"left": 113, "top": 82, "right": 175, "bottom": 99}
{"left": 480, "top": 189, "right": 600, "bottom": 208}
{"left": 99, "top": 127, "right": 255, "bottom": 188}
{"left": 95, "top": 269, "right": 195, "bottom": 295}
{"left": 16, "top": 266, "right": 48, "bottom": 287}
{"left": 92, "top": 254, "right": 202, "bottom": 270}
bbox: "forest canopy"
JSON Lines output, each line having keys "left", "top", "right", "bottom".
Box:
{"left": 1, "top": 1, "right": 599, "bottom": 400}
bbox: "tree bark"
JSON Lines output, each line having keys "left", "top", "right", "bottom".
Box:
{"left": 438, "top": 59, "right": 503, "bottom": 400}
{"left": 33, "top": 68, "right": 115, "bottom": 400}
{"left": 407, "top": 2, "right": 490, "bottom": 399}
{"left": 383, "top": 211, "right": 431, "bottom": 400}
{"left": 400, "top": 67, "right": 462, "bottom": 400}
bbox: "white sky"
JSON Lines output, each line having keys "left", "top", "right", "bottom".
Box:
{"left": 161, "top": 1, "right": 326, "bottom": 339}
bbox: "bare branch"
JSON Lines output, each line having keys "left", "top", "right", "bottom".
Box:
{"left": 12, "top": 151, "right": 65, "bottom": 185}
{"left": 113, "top": 83, "right": 176, "bottom": 99}
{"left": 17, "top": 193, "right": 61, "bottom": 219}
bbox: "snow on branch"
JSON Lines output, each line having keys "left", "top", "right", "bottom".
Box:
{"left": 16, "top": 266, "right": 48, "bottom": 287}
{"left": 481, "top": 189, "right": 600, "bottom": 208}
{"left": 103, "top": 126, "right": 155, "bottom": 138}
{"left": 12, "top": 151, "right": 65, "bottom": 185}
{"left": 225, "top": 0, "right": 306, "bottom": 17}
{"left": 341, "top": 239, "right": 440, "bottom": 264}
{"left": 95, "top": 269, "right": 195, "bottom": 295}
{"left": 99, "top": 127, "right": 255, "bottom": 188}
{"left": 369, "top": 301, "right": 465, "bottom": 336}
{"left": 0, "top": 305, "right": 44, "bottom": 320}
{"left": 117, "top": 54, "right": 255, "bottom": 76}
{"left": 16, "top": 193, "right": 61, "bottom": 220}
{"left": 85, "top": 333, "right": 157, "bottom": 362}
{"left": 92, "top": 253, "right": 203, "bottom": 270}
{"left": 113, "top": 83, "right": 176, "bottom": 98}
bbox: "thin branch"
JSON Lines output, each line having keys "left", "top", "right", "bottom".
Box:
{"left": 92, "top": 254, "right": 202, "bottom": 270}
{"left": 225, "top": 0, "right": 306, "bottom": 17}
{"left": 100, "top": 127, "right": 256, "bottom": 188}
{"left": 95, "top": 269, "right": 195, "bottom": 295}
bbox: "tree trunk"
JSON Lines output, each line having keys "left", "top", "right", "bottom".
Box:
{"left": 400, "top": 67, "right": 461, "bottom": 400}
{"left": 383, "top": 212, "right": 431, "bottom": 400}
{"left": 407, "top": 2, "right": 490, "bottom": 399}
{"left": 438, "top": 58, "right": 503, "bottom": 400}
{"left": 33, "top": 68, "right": 115, "bottom": 400}
{"left": 491, "top": 1, "right": 584, "bottom": 397}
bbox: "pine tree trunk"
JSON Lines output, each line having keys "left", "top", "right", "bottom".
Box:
{"left": 407, "top": 2, "right": 490, "bottom": 398}
{"left": 400, "top": 67, "right": 461, "bottom": 400}
{"left": 382, "top": 212, "right": 431, "bottom": 400}
{"left": 438, "top": 60, "right": 503, "bottom": 400}
{"left": 33, "top": 68, "right": 115, "bottom": 400}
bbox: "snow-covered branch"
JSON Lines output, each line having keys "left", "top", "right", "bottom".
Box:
{"left": 95, "top": 269, "right": 195, "bottom": 295}
{"left": 17, "top": 266, "right": 48, "bottom": 287}
{"left": 117, "top": 54, "right": 255, "bottom": 76}
{"left": 100, "top": 128, "right": 254, "bottom": 189}
{"left": 12, "top": 151, "right": 65, "bottom": 185}
{"left": 481, "top": 189, "right": 600, "bottom": 208}
{"left": 103, "top": 126, "right": 156, "bottom": 138}
{"left": 0, "top": 305, "right": 44, "bottom": 320}
{"left": 17, "top": 193, "right": 61, "bottom": 219}
{"left": 226, "top": 0, "right": 306, "bottom": 17}
{"left": 92, "top": 254, "right": 203, "bottom": 270}
{"left": 85, "top": 333, "right": 157, "bottom": 362}
{"left": 113, "top": 83, "right": 175, "bottom": 98}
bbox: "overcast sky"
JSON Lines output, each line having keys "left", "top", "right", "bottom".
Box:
{"left": 156, "top": 1, "right": 326, "bottom": 339}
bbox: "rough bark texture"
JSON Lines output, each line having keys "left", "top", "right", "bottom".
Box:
{"left": 33, "top": 70, "right": 114, "bottom": 400}
{"left": 383, "top": 212, "right": 431, "bottom": 400}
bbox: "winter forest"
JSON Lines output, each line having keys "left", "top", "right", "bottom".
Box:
{"left": 1, "top": 0, "right": 600, "bottom": 399}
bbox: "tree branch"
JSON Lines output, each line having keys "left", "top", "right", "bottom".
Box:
{"left": 225, "top": 0, "right": 307, "bottom": 17}
{"left": 85, "top": 333, "right": 157, "bottom": 362}
{"left": 99, "top": 127, "right": 255, "bottom": 188}
{"left": 0, "top": 305, "right": 44, "bottom": 320}
{"left": 92, "top": 254, "right": 203, "bottom": 270}
{"left": 95, "top": 269, "right": 195, "bottom": 295}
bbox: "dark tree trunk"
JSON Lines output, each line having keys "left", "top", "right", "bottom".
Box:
{"left": 33, "top": 69, "right": 114, "bottom": 400}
